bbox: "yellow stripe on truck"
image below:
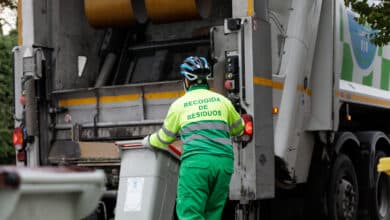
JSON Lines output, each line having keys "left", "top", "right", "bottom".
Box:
{"left": 338, "top": 91, "right": 390, "bottom": 107}
{"left": 100, "top": 94, "right": 140, "bottom": 103}
{"left": 297, "top": 85, "right": 312, "bottom": 96}
{"left": 253, "top": 76, "right": 284, "bottom": 89}
{"left": 253, "top": 76, "right": 312, "bottom": 95}
{"left": 58, "top": 91, "right": 184, "bottom": 107}
{"left": 17, "top": 0, "right": 22, "bottom": 45}
{"left": 247, "top": 0, "right": 254, "bottom": 16}
{"left": 59, "top": 97, "right": 96, "bottom": 107}
{"left": 145, "top": 90, "right": 185, "bottom": 100}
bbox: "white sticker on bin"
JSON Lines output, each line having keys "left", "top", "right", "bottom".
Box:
{"left": 124, "top": 177, "right": 144, "bottom": 212}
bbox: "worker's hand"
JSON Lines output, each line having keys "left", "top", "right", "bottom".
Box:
{"left": 142, "top": 135, "right": 152, "bottom": 148}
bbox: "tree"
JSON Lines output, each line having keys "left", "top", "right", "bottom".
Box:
{"left": 0, "top": 0, "right": 16, "bottom": 35}
{"left": 0, "top": 0, "right": 16, "bottom": 9}
{"left": 344, "top": 0, "right": 390, "bottom": 45}
{"left": 0, "top": 30, "right": 17, "bottom": 164}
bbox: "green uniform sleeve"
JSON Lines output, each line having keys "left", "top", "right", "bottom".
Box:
{"left": 149, "top": 102, "right": 180, "bottom": 149}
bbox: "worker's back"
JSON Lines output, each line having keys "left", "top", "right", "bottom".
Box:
{"left": 171, "top": 84, "right": 242, "bottom": 160}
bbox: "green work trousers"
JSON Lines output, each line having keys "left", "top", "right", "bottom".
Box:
{"left": 176, "top": 154, "right": 234, "bottom": 220}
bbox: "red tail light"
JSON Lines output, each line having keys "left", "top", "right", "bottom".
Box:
{"left": 121, "top": 143, "right": 143, "bottom": 148}
{"left": 20, "top": 95, "right": 26, "bottom": 105}
{"left": 13, "top": 127, "right": 24, "bottom": 146}
{"left": 244, "top": 119, "right": 253, "bottom": 135}
{"left": 241, "top": 114, "right": 253, "bottom": 142}
{"left": 17, "top": 151, "right": 26, "bottom": 162}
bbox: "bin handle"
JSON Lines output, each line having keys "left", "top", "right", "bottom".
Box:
{"left": 120, "top": 143, "right": 143, "bottom": 148}
{"left": 116, "top": 141, "right": 181, "bottom": 157}
{"left": 168, "top": 144, "right": 182, "bottom": 157}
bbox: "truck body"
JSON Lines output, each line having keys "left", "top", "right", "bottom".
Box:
{"left": 13, "top": 0, "right": 390, "bottom": 219}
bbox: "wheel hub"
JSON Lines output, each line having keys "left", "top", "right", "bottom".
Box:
{"left": 336, "top": 179, "right": 357, "bottom": 220}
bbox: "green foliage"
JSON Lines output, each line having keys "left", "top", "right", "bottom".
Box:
{"left": 0, "top": 0, "right": 16, "bottom": 36}
{"left": 344, "top": 0, "right": 390, "bottom": 46}
{"left": 0, "top": 0, "right": 16, "bottom": 9}
{"left": 0, "top": 31, "right": 17, "bottom": 164}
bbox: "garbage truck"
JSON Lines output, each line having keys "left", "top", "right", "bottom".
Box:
{"left": 12, "top": 0, "right": 390, "bottom": 219}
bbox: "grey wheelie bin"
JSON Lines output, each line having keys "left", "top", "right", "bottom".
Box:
{"left": 115, "top": 140, "right": 181, "bottom": 220}
{"left": 0, "top": 166, "right": 105, "bottom": 220}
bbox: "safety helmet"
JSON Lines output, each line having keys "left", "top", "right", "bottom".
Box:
{"left": 180, "top": 56, "right": 211, "bottom": 81}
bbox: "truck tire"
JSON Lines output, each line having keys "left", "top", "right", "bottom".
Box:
{"left": 328, "top": 154, "right": 359, "bottom": 220}
{"left": 372, "top": 151, "right": 390, "bottom": 220}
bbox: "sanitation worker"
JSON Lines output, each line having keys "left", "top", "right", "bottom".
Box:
{"left": 143, "top": 56, "right": 244, "bottom": 220}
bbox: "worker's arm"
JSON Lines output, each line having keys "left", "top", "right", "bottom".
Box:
{"left": 149, "top": 103, "right": 180, "bottom": 149}
{"left": 226, "top": 100, "right": 244, "bottom": 137}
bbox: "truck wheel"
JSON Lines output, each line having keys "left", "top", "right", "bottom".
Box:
{"left": 328, "top": 154, "right": 359, "bottom": 220}
{"left": 372, "top": 151, "right": 390, "bottom": 220}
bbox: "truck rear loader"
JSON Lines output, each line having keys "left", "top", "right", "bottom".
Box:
{"left": 12, "top": 0, "right": 390, "bottom": 219}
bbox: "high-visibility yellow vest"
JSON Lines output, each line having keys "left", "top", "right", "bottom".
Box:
{"left": 149, "top": 84, "right": 244, "bottom": 159}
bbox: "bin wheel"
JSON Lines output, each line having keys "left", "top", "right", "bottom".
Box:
{"left": 373, "top": 151, "right": 390, "bottom": 220}
{"left": 328, "top": 154, "right": 359, "bottom": 220}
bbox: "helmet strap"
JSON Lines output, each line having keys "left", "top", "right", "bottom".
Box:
{"left": 183, "top": 79, "right": 190, "bottom": 92}
{"left": 183, "top": 78, "right": 209, "bottom": 92}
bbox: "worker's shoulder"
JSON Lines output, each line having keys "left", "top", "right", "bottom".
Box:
{"left": 170, "top": 95, "right": 187, "bottom": 108}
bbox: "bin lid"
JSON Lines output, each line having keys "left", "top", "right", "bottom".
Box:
{"left": 0, "top": 166, "right": 105, "bottom": 220}
{"left": 115, "top": 140, "right": 182, "bottom": 159}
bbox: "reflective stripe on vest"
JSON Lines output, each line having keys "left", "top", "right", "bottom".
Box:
{"left": 230, "top": 118, "right": 243, "bottom": 130}
{"left": 183, "top": 134, "right": 232, "bottom": 146}
{"left": 162, "top": 125, "right": 177, "bottom": 138}
{"left": 157, "top": 132, "right": 171, "bottom": 145}
{"left": 230, "top": 118, "right": 244, "bottom": 136}
{"left": 181, "top": 122, "right": 229, "bottom": 134}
